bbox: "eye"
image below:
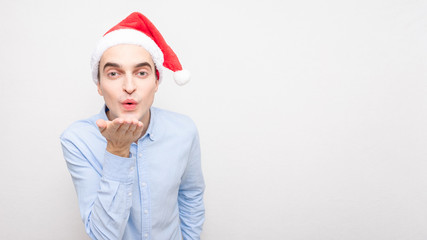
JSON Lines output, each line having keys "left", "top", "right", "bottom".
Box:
{"left": 107, "top": 71, "right": 119, "bottom": 78}
{"left": 137, "top": 71, "right": 148, "bottom": 77}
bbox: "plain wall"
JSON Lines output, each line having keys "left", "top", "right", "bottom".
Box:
{"left": 1, "top": 0, "right": 427, "bottom": 239}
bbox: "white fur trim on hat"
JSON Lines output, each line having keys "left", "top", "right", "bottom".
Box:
{"left": 173, "top": 69, "right": 191, "bottom": 86}
{"left": 90, "top": 28, "right": 164, "bottom": 84}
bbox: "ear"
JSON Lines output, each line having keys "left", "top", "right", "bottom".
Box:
{"left": 97, "top": 82, "right": 103, "bottom": 96}
{"left": 154, "top": 79, "right": 159, "bottom": 93}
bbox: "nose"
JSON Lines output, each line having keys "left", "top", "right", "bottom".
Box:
{"left": 123, "top": 74, "right": 136, "bottom": 95}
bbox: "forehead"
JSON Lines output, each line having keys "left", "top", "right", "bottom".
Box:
{"left": 100, "top": 44, "right": 155, "bottom": 66}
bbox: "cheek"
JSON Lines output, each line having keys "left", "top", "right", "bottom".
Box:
{"left": 99, "top": 87, "right": 117, "bottom": 104}
{"left": 139, "top": 81, "right": 158, "bottom": 98}
{"left": 147, "top": 85, "right": 158, "bottom": 99}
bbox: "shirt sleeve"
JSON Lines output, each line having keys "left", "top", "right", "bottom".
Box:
{"left": 178, "top": 130, "right": 205, "bottom": 240}
{"left": 60, "top": 135, "right": 135, "bottom": 240}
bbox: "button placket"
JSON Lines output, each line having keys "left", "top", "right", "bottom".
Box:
{"left": 138, "top": 139, "right": 150, "bottom": 238}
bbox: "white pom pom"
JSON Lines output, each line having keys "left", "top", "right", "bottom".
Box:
{"left": 173, "top": 69, "right": 191, "bottom": 86}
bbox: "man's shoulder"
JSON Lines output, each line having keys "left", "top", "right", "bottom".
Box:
{"left": 152, "top": 107, "right": 198, "bottom": 135}
{"left": 153, "top": 107, "right": 195, "bottom": 124}
{"left": 60, "top": 114, "right": 101, "bottom": 142}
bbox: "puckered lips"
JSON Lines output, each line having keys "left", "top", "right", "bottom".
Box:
{"left": 121, "top": 99, "right": 138, "bottom": 111}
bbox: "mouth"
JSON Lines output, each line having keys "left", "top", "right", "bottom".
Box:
{"left": 121, "top": 99, "right": 138, "bottom": 110}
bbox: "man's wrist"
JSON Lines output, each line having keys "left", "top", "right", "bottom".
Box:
{"left": 106, "top": 143, "right": 131, "bottom": 158}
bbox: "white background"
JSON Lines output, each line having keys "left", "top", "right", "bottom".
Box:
{"left": 1, "top": 0, "right": 426, "bottom": 239}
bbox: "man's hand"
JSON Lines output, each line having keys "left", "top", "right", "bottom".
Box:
{"left": 96, "top": 118, "right": 144, "bottom": 157}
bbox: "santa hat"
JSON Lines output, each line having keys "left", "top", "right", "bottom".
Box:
{"left": 90, "top": 12, "right": 190, "bottom": 86}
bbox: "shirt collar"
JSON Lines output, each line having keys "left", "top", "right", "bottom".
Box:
{"left": 98, "top": 105, "right": 109, "bottom": 121}
{"left": 98, "top": 105, "right": 157, "bottom": 141}
{"left": 145, "top": 107, "right": 156, "bottom": 141}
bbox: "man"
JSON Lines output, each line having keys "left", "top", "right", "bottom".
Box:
{"left": 60, "top": 12, "right": 205, "bottom": 240}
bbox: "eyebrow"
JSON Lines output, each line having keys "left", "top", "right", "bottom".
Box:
{"left": 103, "top": 62, "right": 121, "bottom": 70}
{"left": 135, "top": 62, "right": 153, "bottom": 70}
{"left": 102, "top": 62, "right": 153, "bottom": 70}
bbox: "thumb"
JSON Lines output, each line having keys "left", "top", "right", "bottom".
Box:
{"left": 96, "top": 119, "right": 107, "bottom": 132}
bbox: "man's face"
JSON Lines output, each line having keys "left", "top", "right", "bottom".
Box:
{"left": 97, "top": 44, "right": 159, "bottom": 122}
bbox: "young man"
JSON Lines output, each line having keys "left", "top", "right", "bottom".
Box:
{"left": 60, "top": 12, "right": 205, "bottom": 240}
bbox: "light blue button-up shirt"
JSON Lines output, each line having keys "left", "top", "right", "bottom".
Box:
{"left": 60, "top": 106, "right": 205, "bottom": 240}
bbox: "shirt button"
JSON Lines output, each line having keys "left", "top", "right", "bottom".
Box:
{"left": 141, "top": 182, "right": 147, "bottom": 187}
{"left": 130, "top": 167, "right": 134, "bottom": 171}
{"left": 144, "top": 233, "right": 148, "bottom": 238}
{"left": 138, "top": 153, "right": 142, "bottom": 158}
{"left": 144, "top": 210, "right": 148, "bottom": 214}
{"left": 128, "top": 192, "right": 132, "bottom": 196}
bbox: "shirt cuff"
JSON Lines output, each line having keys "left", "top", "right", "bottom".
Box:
{"left": 102, "top": 151, "right": 135, "bottom": 182}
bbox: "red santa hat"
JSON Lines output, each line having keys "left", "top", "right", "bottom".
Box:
{"left": 90, "top": 12, "right": 190, "bottom": 86}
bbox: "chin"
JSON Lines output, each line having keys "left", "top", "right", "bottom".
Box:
{"left": 121, "top": 110, "right": 146, "bottom": 120}
{"left": 119, "top": 112, "right": 140, "bottom": 119}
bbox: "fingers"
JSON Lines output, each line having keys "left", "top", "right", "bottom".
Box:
{"left": 125, "top": 119, "right": 144, "bottom": 137}
{"left": 113, "top": 118, "right": 142, "bottom": 134}
{"left": 110, "top": 118, "right": 123, "bottom": 132}
{"left": 96, "top": 119, "right": 107, "bottom": 132}
{"left": 130, "top": 120, "right": 144, "bottom": 137}
{"left": 98, "top": 117, "right": 145, "bottom": 143}
{"left": 126, "top": 119, "right": 138, "bottom": 134}
{"left": 134, "top": 121, "right": 144, "bottom": 137}
{"left": 117, "top": 119, "right": 132, "bottom": 134}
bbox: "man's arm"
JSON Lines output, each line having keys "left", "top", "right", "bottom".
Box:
{"left": 60, "top": 119, "right": 143, "bottom": 240}
{"left": 178, "top": 130, "right": 205, "bottom": 240}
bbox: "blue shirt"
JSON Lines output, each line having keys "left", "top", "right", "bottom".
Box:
{"left": 60, "top": 106, "right": 205, "bottom": 240}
